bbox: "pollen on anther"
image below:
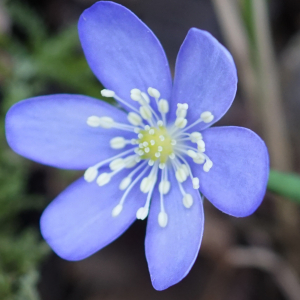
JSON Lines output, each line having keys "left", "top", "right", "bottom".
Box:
{"left": 149, "top": 129, "right": 155, "bottom": 135}
{"left": 145, "top": 147, "right": 150, "bottom": 153}
{"left": 155, "top": 152, "right": 161, "bottom": 158}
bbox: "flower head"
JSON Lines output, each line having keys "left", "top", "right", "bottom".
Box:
{"left": 5, "top": 1, "right": 269, "bottom": 291}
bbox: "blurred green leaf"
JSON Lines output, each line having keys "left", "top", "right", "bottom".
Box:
{"left": 268, "top": 170, "right": 300, "bottom": 202}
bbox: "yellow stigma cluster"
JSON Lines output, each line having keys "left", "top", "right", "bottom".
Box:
{"left": 138, "top": 126, "right": 174, "bottom": 163}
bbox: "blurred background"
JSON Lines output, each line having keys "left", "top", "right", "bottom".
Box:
{"left": 1, "top": 0, "right": 300, "bottom": 299}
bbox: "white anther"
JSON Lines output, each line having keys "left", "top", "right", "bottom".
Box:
{"left": 190, "top": 132, "right": 203, "bottom": 143}
{"left": 128, "top": 112, "right": 142, "bottom": 126}
{"left": 157, "top": 120, "right": 163, "bottom": 127}
{"left": 159, "top": 135, "right": 165, "bottom": 141}
{"left": 176, "top": 103, "right": 189, "bottom": 118}
{"left": 130, "top": 89, "right": 142, "bottom": 101}
{"left": 138, "top": 150, "right": 144, "bottom": 156}
{"left": 148, "top": 160, "right": 154, "bottom": 166}
{"left": 155, "top": 152, "right": 161, "bottom": 158}
{"left": 145, "top": 125, "right": 150, "bottom": 131}
{"left": 203, "top": 160, "right": 213, "bottom": 172}
{"left": 97, "top": 116, "right": 114, "bottom": 128}
{"left": 144, "top": 147, "right": 150, "bottom": 153}
{"left": 119, "top": 177, "right": 132, "bottom": 190}
{"left": 149, "top": 129, "right": 155, "bottom": 135}
{"left": 135, "top": 156, "right": 141, "bottom": 163}
{"left": 197, "top": 140, "right": 206, "bottom": 152}
{"left": 112, "top": 204, "right": 123, "bottom": 217}
{"left": 193, "top": 153, "right": 205, "bottom": 164}
{"left": 159, "top": 163, "right": 166, "bottom": 169}
{"left": 101, "top": 89, "right": 115, "bottom": 97}
{"left": 110, "top": 137, "right": 126, "bottom": 149}
{"left": 187, "top": 150, "right": 198, "bottom": 159}
{"left": 141, "top": 92, "right": 150, "bottom": 104}
{"left": 175, "top": 117, "right": 187, "bottom": 128}
{"left": 150, "top": 140, "right": 155, "bottom": 145}
{"left": 158, "top": 146, "right": 163, "bottom": 152}
{"left": 148, "top": 87, "right": 161, "bottom": 99}
{"left": 139, "top": 143, "right": 144, "bottom": 149}
{"left": 192, "top": 177, "right": 200, "bottom": 189}
{"left": 138, "top": 133, "right": 143, "bottom": 139}
{"left": 124, "top": 155, "right": 137, "bottom": 168}
{"left": 158, "top": 99, "right": 169, "bottom": 113}
{"left": 87, "top": 116, "right": 101, "bottom": 127}
{"left": 131, "top": 139, "right": 137, "bottom": 144}
{"left": 183, "top": 194, "right": 193, "bottom": 208}
{"left": 134, "top": 128, "right": 140, "bottom": 133}
{"left": 140, "top": 106, "right": 152, "bottom": 120}
{"left": 176, "top": 168, "right": 187, "bottom": 183}
{"left": 136, "top": 207, "right": 149, "bottom": 220}
{"left": 84, "top": 167, "right": 98, "bottom": 182}
{"left": 143, "top": 142, "right": 148, "bottom": 147}
{"left": 169, "top": 153, "right": 175, "bottom": 159}
{"left": 109, "top": 158, "right": 125, "bottom": 171}
{"left": 97, "top": 173, "right": 111, "bottom": 186}
{"left": 159, "top": 180, "right": 170, "bottom": 194}
{"left": 171, "top": 140, "right": 177, "bottom": 145}
{"left": 140, "top": 176, "right": 155, "bottom": 193}
{"left": 200, "top": 111, "right": 214, "bottom": 123}
{"left": 158, "top": 211, "right": 168, "bottom": 227}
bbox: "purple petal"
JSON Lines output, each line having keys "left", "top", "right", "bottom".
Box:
{"left": 5, "top": 94, "right": 134, "bottom": 169}
{"left": 78, "top": 1, "right": 172, "bottom": 109}
{"left": 192, "top": 126, "right": 269, "bottom": 217}
{"left": 170, "top": 28, "right": 237, "bottom": 129}
{"left": 40, "top": 170, "right": 144, "bottom": 261}
{"left": 145, "top": 171, "right": 204, "bottom": 290}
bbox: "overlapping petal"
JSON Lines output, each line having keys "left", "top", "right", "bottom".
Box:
{"left": 78, "top": 1, "right": 172, "bottom": 109}
{"left": 40, "top": 170, "right": 144, "bottom": 261}
{"left": 145, "top": 172, "right": 204, "bottom": 290}
{"left": 192, "top": 127, "right": 269, "bottom": 217}
{"left": 170, "top": 28, "right": 237, "bottom": 130}
{"left": 5, "top": 94, "right": 134, "bottom": 169}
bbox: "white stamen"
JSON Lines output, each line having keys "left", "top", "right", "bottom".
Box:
{"left": 159, "top": 135, "right": 165, "bottom": 141}
{"left": 112, "top": 204, "right": 123, "bottom": 217}
{"left": 158, "top": 99, "right": 169, "bottom": 113}
{"left": 193, "top": 153, "right": 205, "bottom": 164}
{"left": 109, "top": 158, "right": 125, "bottom": 171}
{"left": 169, "top": 153, "right": 175, "bottom": 159}
{"left": 130, "top": 89, "right": 142, "bottom": 101}
{"left": 134, "top": 128, "right": 140, "bottom": 133}
{"left": 150, "top": 140, "right": 155, "bottom": 145}
{"left": 155, "top": 152, "right": 161, "bottom": 158}
{"left": 183, "top": 194, "right": 193, "bottom": 208}
{"left": 175, "top": 167, "right": 187, "bottom": 183}
{"left": 187, "top": 150, "right": 198, "bottom": 159}
{"left": 84, "top": 167, "right": 98, "bottom": 182}
{"left": 148, "top": 160, "right": 154, "bottom": 166}
{"left": 159, "top": 163, "right": 166, "bottom": 169}
{"left": 144, "top": 147, "right": 150, "bottom": 153}
{"left": 110, "top": 137, "right": 126, "bottom": 149}
{"left": 119, "top": 177, "right": 132, "bottom": 190}
{"left": 138, "top": 150, "right": 144, "bottom": 156}
{"left": 203, "top": 159, "right": 213, "bottom": 172}
{"left": 192, "top": 177, "right": 200, "bottom": 189}
{"left": 190, "top": 132, "right": 203, "bottom": 143}
{"left": 97, "top": 173, "right": 111, "bottom": 186}
{"left": 136, "top": 207, "right": 149, "bottom": 220}
{"left": 86, "top": 116, "right": 102, "bottom": 127}
{"left": 158, "top": 146, "right": 163, "bottom": 152}
{"left": 128, "top": 112, "right": 142, "bottom": 126}
{"left": 159, "top": 180, "right": 170, "bottom": 194}
{"left": 124, "top": 155, "right": 138, "bottom": 168}
{"left": 140, "top": 177, "right": 152, "bottom": 193}
{"left": 200, "top": 111, "right": 214, "bottom": 123}
{"left": 141, "top": 92, "right": 150, "bottom": 104}
{"left": 175, "top": 117, "right": 187, "bottom": 128}
{"left": 197, "top": 140, "right": 206, "bottom": 152}
{"left": 148, "top": 87, "right": 160, "bottom": 99}
{"left": 143, "top": 142, "right": 148, "bottom": 147}
{"left": 87, "top": 116, "right": 114, "bottom": 128}
{"left": 138, "top": 133, "right": 143, "bottom": 139}
{"left": 101, "top": 89, "right": 115, "bottom": 97}
{"left": 171, "top": 139, "right": 177, "bottom": 145}
{"left": 149, "top": 129, "right": 155, "bottom": 135}
{"left": 176, "top": 103, "right": 188, "bottom": 118}
{"left": 158, "top": 211, "right": 168, "bottom": 227}
{"left": 140, "top": 106, "right": 152, "bottom": 120}
{"left": 144, "top": 125, "right": 150, "bottom": 131}
{"left": 157, "top": 120, "right": 163, "bottom": 127}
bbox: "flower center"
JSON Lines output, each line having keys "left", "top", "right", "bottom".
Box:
{"left": 84, "top": 87, "right": 215, "bottom": 228}
{"left": 137, "top": 126, "right": 174, "bottom": 163}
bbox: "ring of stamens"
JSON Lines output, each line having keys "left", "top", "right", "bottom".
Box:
{"left": 85, "top": 87, "right": 215, "bottom": 228}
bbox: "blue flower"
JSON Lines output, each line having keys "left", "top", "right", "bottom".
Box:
{"left": 5, "top": 1, "right": 269, "bottom": 290}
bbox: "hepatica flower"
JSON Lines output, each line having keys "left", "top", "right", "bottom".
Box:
{"left": 5, "top": 1, "right": 269, "bottom": 290}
